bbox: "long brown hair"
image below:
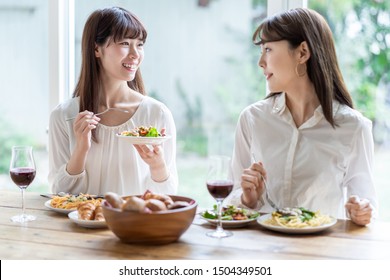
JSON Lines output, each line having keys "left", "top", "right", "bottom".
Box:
{"left": 73, "top": 6, "right": 147, "bottom": 115}
{"left": 253, "top": 8, "right": 353, "bottom": 127}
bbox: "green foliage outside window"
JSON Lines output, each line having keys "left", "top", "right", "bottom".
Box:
{"left": 175, "top": 80, "right": 208, "bottom": 156}
{"left": 309, "top": 0, "right": 390, "bottom": 143}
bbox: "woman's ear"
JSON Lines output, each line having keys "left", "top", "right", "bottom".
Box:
{"left": 298, "top": 41, "right": 310, "bottom": 63}
{"left": 95, "top": 44, "right": 101, "bottom": 58}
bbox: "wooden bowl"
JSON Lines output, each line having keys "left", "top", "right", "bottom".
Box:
{"left": 102, "top": 195, "right": 197, "bottom": 245}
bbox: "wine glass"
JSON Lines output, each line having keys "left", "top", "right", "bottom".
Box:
{"left": 9, "top": 146, "right": 36, "bottom": 223}
{"left": 205, "top": 155, "right": 233, "bottom": 238}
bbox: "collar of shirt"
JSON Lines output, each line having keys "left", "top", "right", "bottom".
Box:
{"left": 271, "top": 92, "right": 341, "bottom": 128}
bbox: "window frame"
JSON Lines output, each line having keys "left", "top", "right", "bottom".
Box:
{"left": 48, "top": 0, "right": 75, "bottom": 109}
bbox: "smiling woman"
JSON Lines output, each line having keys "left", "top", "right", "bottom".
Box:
{"left": 47, "top": 6, "right": 178, "bottom": 197}
{"left": 93, "top": 12, "right": 146, "bottom": 88}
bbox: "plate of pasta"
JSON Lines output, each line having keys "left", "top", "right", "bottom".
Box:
{"left": 44, "top": 194, "right": 103, "bottom": 214}
{"left": 45, "top": 200, "right": 74, "bottom": 214}
{"left": 68, "top": 211, "right": 107, "bottom": 229}
{"left": 257, "top": 207, "right": 337, "bottom": 234}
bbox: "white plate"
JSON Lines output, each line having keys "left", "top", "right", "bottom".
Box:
{"left": 257, "top": 214, "right": 337, "bottom": 234}
{"left": 200, "top": 214, "right": 258, "bottom": 228}
{"left": 44, "top": 200, "right": 75, "bottom": 214}
{"left": 68, "top": 211, "right": 107, "bottom": 229}
{"left": 116, "top": 134, "right": 171, "bottom": 145}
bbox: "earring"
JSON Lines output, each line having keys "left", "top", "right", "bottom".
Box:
{"left": 295, "top": 63, "right": 307, "bottom": 77}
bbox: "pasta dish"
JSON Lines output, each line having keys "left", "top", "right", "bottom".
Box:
{"left": 50, "top": 194, "right": 102, "bottom": 210}
{"left": 264, "top": 207, "right": 332, "bottom": 228}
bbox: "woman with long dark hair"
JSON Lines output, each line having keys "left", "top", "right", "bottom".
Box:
{"left": 48, "top": 7, "right": 177, "bottom": 195}
{"left": 229, "top": 8, "right": 377, "bottom": 225}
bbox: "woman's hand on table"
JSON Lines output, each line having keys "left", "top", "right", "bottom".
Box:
{"left": 345, "top": 195, "right": 374, "bottom": 226}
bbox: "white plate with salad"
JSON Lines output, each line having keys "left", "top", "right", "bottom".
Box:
{"left": 116, "top": 134, "right": 171, "bottom": 145}
{"left": 117, "top": 126, "right": 170, "bottom": 145}
{"left": 200, "top": 205, "right": 260, "bottom": 228}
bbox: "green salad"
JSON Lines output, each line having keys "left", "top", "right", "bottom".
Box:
{"left": 119, "top": 126, "right": 163, "bottom": 137}
{"left": 274, "top": 207, "right": 317, "bottom": 222}
{"left": 202, "top": 205, "right": 260, "bottom": 221}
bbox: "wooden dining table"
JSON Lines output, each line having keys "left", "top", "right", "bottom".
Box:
{"left": 1, "top": 190, "right": 390, "bottom": 260}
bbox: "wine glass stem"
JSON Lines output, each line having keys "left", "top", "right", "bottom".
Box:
{"left": 216, "top": 199, "right": 224, "bottom": 233}
{"left": 21, "top": 188, "right": 25, "bottom": 217}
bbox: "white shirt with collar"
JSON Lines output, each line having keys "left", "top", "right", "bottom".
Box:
{"left": 228, "top": 92, "right": 377, "bottom": 219}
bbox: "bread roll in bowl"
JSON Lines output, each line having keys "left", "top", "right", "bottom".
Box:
{"left": 122, "top": 196, "right": 151, "bottom": 213}
{"left": 142, "top": 191, "right": 174, "bottom": 207}
{"left": 145, "top": 198, "right": 167, "bottom": 212}
{"left": 168, "top": 201, "right": 191, "bottom": 210}
{"left": 104, "top": 192, "right": 124, "bottom": 209}
{"left": 102, "top": 194, "right": 198, "bottom": 244}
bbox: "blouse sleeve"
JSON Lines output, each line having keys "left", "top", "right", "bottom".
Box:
{"left": 142, "top": 105, "right": 178, "bottom": 195}
{"left": 227, "top": 109, "right": 263, "bottom": 209}
{"left": 343, "top": 117, "right": 378, "bottom": 216}
{"left": 48, "top": 106, "right": 88, "bottom": 194}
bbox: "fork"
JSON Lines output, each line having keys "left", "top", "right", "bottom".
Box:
{"left": 251, "top": 153, "right": 279, "bottom": 210}
{"left": 65, "top": 108, "right": 129, "bottom": 121}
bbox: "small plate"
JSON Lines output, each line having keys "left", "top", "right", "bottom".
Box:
{"left": 44, "top": 200, "right": 75, "bottom": 214}
{"left": 257, "top": 214, "right": 337, "bottom": 234}
{"left": 200, "top": 214, "right": 258, "bottom": 228}
{"left": 68, "top": 211, "right": 107, "bottom": 229}
{"left": 116, "top": 134, "right": 171, "bottom": 145}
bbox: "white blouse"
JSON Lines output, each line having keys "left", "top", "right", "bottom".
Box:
{"left": 48, "top": 96, "right": 178, "bottom": 196}
{"left": 228, "top": 93, "right": 377, "bottom": 219}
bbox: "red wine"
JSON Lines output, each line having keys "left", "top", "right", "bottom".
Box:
{"left": 10, "top": 167, "right": 36, "bottom": 188}
{"left": 207, "top": 180, "right": 233, "bottom": 199}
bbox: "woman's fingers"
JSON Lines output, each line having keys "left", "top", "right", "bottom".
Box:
{"left": 134, "top": 144, "right": 152, "bottom": 156}
{"left": 74, "top": 111, "right": 100, "bottom": 134}
{"left": 250, "top": 162, "right": 267, "bottom": 180}
{"left": 240, "top": 160, "right": 268, "bottom": 208}
{"left": 241, "top": 169, "right": 266, "bottom": 196}
{"left": 345, "top": 195, "right": 373, "bottom": 226}
{"left": 133, "top": 144, "right": 165, "bottom": 167}
{"left": 242, "top": 162, "right": 267, "bottom": 187}
{"left": 242, "top": 171, "right": 259, "bottom": 185}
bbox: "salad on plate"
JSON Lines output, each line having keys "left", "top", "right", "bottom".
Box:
{"left": 200, "top": 205, "right": 260, "bottom": 228}
{"left": 118, "top": 126, "right": 165, "bottom": 137}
